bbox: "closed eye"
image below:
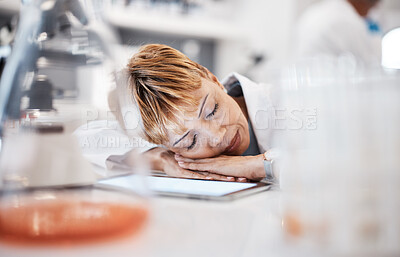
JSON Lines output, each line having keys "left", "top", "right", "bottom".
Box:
{"left": 187, "top": 134, "right": 197, "bottom": 150}
{"left": 206, "top": 103, "right": 219, "bottom": 119}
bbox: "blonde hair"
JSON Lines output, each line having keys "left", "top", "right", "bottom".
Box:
{"left": 127, "top": 44, "right": 210, "bottom": 144}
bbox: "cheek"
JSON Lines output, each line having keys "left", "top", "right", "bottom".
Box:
{"left": 226, "top": 104, "right": 242, "bottom": 124}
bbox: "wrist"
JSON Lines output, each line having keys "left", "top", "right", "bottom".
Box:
{"left": 261, "top": 150, "right": 278, "bottom": 183}
{"left": 159, "top": 149, "right": 170, "bottom": 162}
{"left": 143, "top": 147, "right": 170, "bottom": 172}
{"left": 252, "top": 154, "right": 267, "bottom": 180}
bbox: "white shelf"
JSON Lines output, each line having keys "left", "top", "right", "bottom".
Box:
{"left": 104, "top": 7, "right": 241, "bottom": 41}
{"left": 0, "top": 0, "right": 20, "bottom": 14}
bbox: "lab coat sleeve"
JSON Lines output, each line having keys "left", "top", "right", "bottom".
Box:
{"left": 73, "top": 120, "right": 157, "bottom": 169}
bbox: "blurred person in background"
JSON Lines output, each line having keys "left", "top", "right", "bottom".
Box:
{"left": 294, "top": 0, "right": 382, "bottom": 63}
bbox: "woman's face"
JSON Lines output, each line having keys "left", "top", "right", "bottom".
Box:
{"left": 165, "top": 77, "right": 250, "bottom": 159}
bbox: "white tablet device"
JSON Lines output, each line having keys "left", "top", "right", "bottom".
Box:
{"left": 97, "top": 174, "right": 271, "bottom": 201}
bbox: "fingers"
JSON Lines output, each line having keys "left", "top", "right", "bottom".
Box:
{"left": 174, "top": 154, "right": 249, "bottom": 182}
{"left": 195, "top": 171, "right": 248, "bottom": 182}
{"left": 177, "top": 161, "right": 212, "bottom": 173}
{"left": 175, "top": 155, "right": 216, "bottom": 172}
{"left": 179, "top": 169, "right": 212, "bottom": 180}
{"left": 197, "top": 172, "right": 235, "bottom": 182}
{"left": 174, "top": 154, "right": 209, "bottom": 163}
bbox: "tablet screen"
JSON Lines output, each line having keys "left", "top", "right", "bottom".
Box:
{"left": 98, "top": 175, "right": 258, "bottom": 197}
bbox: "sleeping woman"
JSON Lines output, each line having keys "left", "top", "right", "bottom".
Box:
{"left": 105, "top": 44, "right": 277, "bottom": 182}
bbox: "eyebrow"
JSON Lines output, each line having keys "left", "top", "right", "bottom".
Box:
{"left": 198, "top": 93, "right": 209, "bottom": 118}
{"left": 173, "top": 131, "right": 190, "bottom": 146}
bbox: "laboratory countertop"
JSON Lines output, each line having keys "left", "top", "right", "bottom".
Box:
{"left": 0, "top": 187, "right": 298, "bottom": 257}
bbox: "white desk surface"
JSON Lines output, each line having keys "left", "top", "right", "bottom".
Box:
{"left": 0, "top": 187, "right": 300, "bottom": 257}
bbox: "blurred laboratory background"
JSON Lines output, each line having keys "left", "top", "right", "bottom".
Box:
{"left": 2, "top": 0, "right": 400, "bottom": 85}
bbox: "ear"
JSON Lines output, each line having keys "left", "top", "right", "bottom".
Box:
{"left": 205, "top": 68, "right": 225, "bottom": 91}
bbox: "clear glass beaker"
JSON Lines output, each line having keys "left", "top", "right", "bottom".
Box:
{"left": 276, "top": 56, "right": 400, "bottom": 256}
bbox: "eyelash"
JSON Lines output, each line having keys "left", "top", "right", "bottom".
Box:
{"left": 187, "top": 103, "right": 218, "bottom": 150}
{"left": 187, "top": 134, "right": 197, "bottom": 150}
{"left": 206, "top": 103, "right": 219, "bottom": 119}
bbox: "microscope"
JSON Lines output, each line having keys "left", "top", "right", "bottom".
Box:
{"left": 0, "top": 0, "right": 119, "bottom": 188}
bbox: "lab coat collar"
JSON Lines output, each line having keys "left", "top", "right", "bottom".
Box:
{"left": 221, "top": 72, "right": 255, "bottom": 90}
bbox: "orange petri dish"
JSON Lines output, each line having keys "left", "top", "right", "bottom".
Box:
{"left": 0, "top": 188, "right": 149, "bottom": 246}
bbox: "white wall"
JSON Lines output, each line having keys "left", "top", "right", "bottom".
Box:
{"left": 215, "top": 0, "right": 298, "bottom": 81}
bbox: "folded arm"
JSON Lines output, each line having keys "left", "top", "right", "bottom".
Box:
{"left": 122, "top": 147, "right": 248, "bottom": 182}
{"left": 174, "top": 154, "right": 266, "bottom": 181}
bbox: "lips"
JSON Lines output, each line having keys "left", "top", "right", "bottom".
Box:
{"left": 224, "top": 131, "right": 241, "bottom": 154}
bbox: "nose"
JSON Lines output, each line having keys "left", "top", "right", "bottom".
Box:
{"left": 206, "top": 124, "right": 226, "bottom": 148}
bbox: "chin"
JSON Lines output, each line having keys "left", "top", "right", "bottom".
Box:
{"left": 238, "top": 132, "right": 251, "bottom": 155}
{"left": 230, "top": 137, "right": 250, "bottom": 156}
{"left": 237, "top": 143, "right": 249, "bottom": 155}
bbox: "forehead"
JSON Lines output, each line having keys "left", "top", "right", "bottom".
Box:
{"left": 177, "top": 78, "right": 217, "bottom": 116}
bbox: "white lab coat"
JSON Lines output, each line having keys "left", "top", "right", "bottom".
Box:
{"left": 294, "top": 0, "right": 381, "bottom": 64}
{"left": 74, "top": 72, "right": 274, "bottom": 168}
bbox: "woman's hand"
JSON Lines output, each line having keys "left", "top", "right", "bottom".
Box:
{"left": 174, "top": 154, "right": 266, "bottom": 181}
{"left": 141, "top": 148, "right": 239, "bottom": 182}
